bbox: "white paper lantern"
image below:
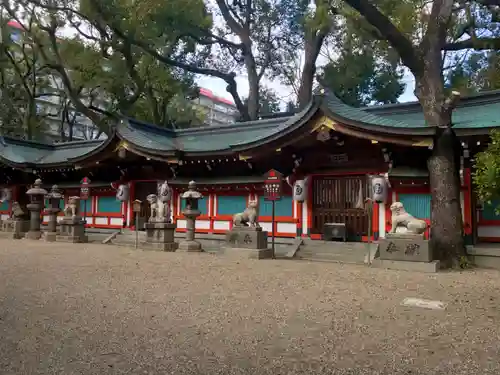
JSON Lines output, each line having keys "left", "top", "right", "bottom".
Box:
{"left": 116, "top": 184, "right": 129, "bottom": 201}
{"left": 371, "top": 176, "right": 387, "bottom": 203}
{"left": 293, "top": 179, "right": 307, "bottom": 202}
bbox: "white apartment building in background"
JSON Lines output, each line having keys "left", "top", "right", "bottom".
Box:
{"left": 4, "top": 20, "right": 239, "bottom": 143}
{"left": 194, "top": 88, "right": 239, "bottom": 126}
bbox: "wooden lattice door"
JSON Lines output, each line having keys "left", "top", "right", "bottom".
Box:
{"left": 311, "top": 176, "right": 368, "bottom": 239}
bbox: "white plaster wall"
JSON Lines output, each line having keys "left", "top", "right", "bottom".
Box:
{"left": 302, "top": 199, "right": 308, "bottom": 235}
{"left": 213, "top": 221, "right": 230, "bottom": 230}
{"left": 195, "top": 220, "right": 211, "bottom": 230}
{"left": 0, "top": 214, "right": 8, "bottom": 221}
{"left": 260, "top": 222, "right": 273, "bottom": 233}
{"left": 110, "top": 218, "right": 123, "bottom": 226}
{"left": 94, "top": 217, "right": 108, "bottom": 225}
{"left": 478, "top": 226, "right": 500, "bottom": 238}
{"left": 277, "top": 222, "right": 296, "bottom": 234}
{"left": 378, "top": 203, "right": 386, "bottom": 238}
{"left": 177, "top": 219, "right": 187, "bottom": 229}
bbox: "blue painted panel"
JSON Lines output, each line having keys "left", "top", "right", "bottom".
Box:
{"left": 97, "top": 196, "right": 121, "bottom": 213}
{"left": 80, "top": 198, "right": 91, "bottom": 213}
{"left": 181, "top": 197, "right": 208, "bottom": 215}
{"left": 0, "top": 201, "right": 8, "bottom": 211}
{"left": 258, "top": 196, "right": 293, "bottom": 217}
{"left": 482, "top": 199, "right": 500, "bottom": 220}
{"left": 217, "top": 196, "right": 246, "bottom": 216}
{"left": 398, "top": 194, "right": 431, "bottom": 219}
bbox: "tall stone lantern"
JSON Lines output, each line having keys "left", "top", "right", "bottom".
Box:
{"left": 45, "top": 185, "right": 62, "bottom": 242}
{"left": 25, "top": 178, "right": 47, "bottom": 240}
{"left": 178, "top": 181, "right": 203, "bottom": 252}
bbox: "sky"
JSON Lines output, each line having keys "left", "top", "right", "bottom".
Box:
{"left": 197, "top": 68, "right": 418, "bottom": 107}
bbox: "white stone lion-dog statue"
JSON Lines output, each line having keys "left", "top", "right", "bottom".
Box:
{"left": 233, "top": 200, "right": 260, "bottom": 228}
{"left": 390, "top": 201, "right": 427, "bottom": 234}
{"left": 147, "top": 193, "right": 171, "bottom": 222}
{"left": 64, "top": 196, "right": 80, "bottom": 217}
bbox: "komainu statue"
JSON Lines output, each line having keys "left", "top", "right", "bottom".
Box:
{"left": 390, "top": 202, "right": 427, "bottom": 235}
{"left": 147, "top": 193, "right": 171, "bottom": 223}
{"left": 158, "top": 180, "right": 172, "bottom": 203}
{"left": 233, "top": 200, "right": 260, "bottom": 228}
{"left": 64, "top": 196, "right": 80, "bottom": 218}
{"left": 11, "top": 202, "right": 26, "bottom": 219}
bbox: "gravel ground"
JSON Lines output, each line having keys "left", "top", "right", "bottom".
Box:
{"left": 0, "top": 239, "right": 500, "bottom": 375}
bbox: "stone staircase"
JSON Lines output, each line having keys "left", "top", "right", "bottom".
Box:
{"left": 295, "top": 239, "right": 379, "bottom": 265}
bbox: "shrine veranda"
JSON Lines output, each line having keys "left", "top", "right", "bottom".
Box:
{"left": 1, "top": 88, "right": 499, "bottom": 245}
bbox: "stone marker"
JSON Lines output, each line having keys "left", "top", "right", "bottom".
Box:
{"left": 0, "top": 202, "right": 29, "bottom": 239}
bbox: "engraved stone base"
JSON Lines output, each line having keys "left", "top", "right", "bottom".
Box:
{"left": 371, "top": 259, "right": 440, "bottom": 273}
{"left": 177, "top": 240, "right": 203, "bottom": 252}
{"left": 221, "top": 247, "right": 272, "bottom": 260}
{"left": 379, "top": 236, "right": 431, "bottom": 262}
{"left": 225, "top": 226, "right": 268, "bottom": 249}
{"left": 44, "top": 232, "right": 57, "bottom": 242}
{"left": 142, "top": 222, "right": 178, "bottom": 252}
{"left": 25, "top": 231, "right": 43, "bottom": 240}
{"left": 57, "top": 219, "right": 87, "bottom": 243}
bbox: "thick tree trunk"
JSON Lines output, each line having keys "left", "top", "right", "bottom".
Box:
{"left": 297, "top": 31, "right": 325, "bottom": 108}
{"left": 414, "top": 50, "right": 466, "bottom": 268}
{"left": 427, "top": 127, "right": 466, "bottom": 268}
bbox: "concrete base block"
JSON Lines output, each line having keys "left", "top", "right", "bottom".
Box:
{"left": 56, "top": 235, "right": 88, "bottom": 243}
{"left": 371, "top": 258, "right": 440, "bottom": 273}
{"left": 379, "top": 236, "right": 431, "bottom": 262}
{"left": 177, "top": 240, "right": 203, "bottom": 252}
{"left": 141, "top": 241, "right": 178, "bottom": 252}
{"left": 221, "top": 247, "right": 272, "bottom": 260}
{"left": 25, "top": 231, "right": 43, "bottom": 240}
{"left": 44, "top": 232, "right": 57, "bottom": 242}
{"left": 225, "top": 226, "right": 268, "bottom": 249}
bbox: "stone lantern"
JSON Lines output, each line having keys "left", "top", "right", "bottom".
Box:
{"left": 25, "top": 178, "right": 47, "bottom": 240}
{"left": 45, "top": 185, "right": 62, "bottom": 242}
{"left": 178, "top": 180, "right": 203, "bottom": 252}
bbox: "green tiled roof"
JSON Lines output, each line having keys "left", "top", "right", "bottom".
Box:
{"left": 0, "top": 137, "right": 103, "bottom": 166}
{"left": 364, "top": 90, "right": 500, "bottom": 129}
{"left": 1, "top": 89, "right": 500, "bottom": 168}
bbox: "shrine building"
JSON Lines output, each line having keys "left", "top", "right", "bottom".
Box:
{"left": 0, "top": 88, "right": 499, "bottom": 246}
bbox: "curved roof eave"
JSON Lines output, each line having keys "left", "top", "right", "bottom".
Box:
{"left": 228, "top": 99, "right": 321, "bottom": 153}
{"left": 320, "top": 106, "right": 436, "bottom": 136}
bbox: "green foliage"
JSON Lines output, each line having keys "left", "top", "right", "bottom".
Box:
{"left": 473, "top": 130, "right": 500, "bottom": 209}
{"left": 320, "top": 26, "right": 405, "bottom": 107}
{"left": 243, "top": 87, "right": 281, "bottom": 116}
{"left": 446, "top": 51, "right": 500, "bottom": 95}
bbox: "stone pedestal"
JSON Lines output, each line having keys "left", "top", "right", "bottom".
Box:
{"left": 178, "top": 209, "right": 203, "bottom": 252}
{"left": 57, "top": 217, "right": 88, "bottom": 243}
{"left": 44, "top": 209, "right": 59, "bottom": 242}
{"left": 0, "top": 219, "right": 29, "bottom": 239}
{"left": 379, "top": 233, "right": 432, "bottom": 262}
{"left": 141, "top": 222, "right": 178, "bottom": 252}
{"left": 222, "top": 226, "right": 272, "bottom": 259}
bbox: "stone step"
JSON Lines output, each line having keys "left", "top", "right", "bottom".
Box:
{"left": 296, "top": 253, "right": 365, "bottom": 264}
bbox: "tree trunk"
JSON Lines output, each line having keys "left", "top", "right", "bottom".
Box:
{"left": 244, "top": 54, "right": 260, "bottom": 120}
{"left": 427, "top": 126, "right": 466, "bottom": 268}
{"left": 297, "top": 31, "right": 326, "bottom": 108}
{"left": 417, "top": 77, "right": 466, "bottom": 267}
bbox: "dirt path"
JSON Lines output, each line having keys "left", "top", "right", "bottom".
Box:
{"left": 0, "top": 239, "right": 499, "bottom": 374}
